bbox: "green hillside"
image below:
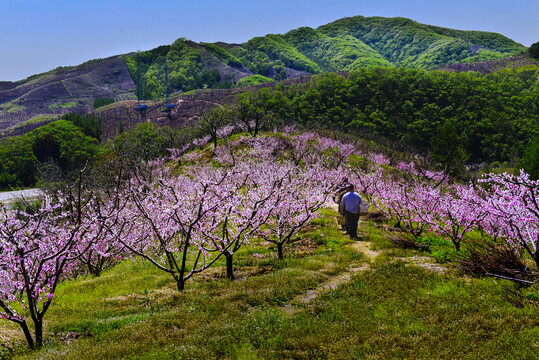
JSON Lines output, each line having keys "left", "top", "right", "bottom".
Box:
{"left": 283, "top": 27, "right": 394, "bottom": 71}
{"left": 1, "top": 15, "right": 530, "bottom": 131}
{"left": 317, "top": 16, "right": 524, "bottom": 69}
{"left": 125, "top": 15, "right": 526, "bottom": 100}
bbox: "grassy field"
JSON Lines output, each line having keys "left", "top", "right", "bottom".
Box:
{"left": 2, "top": 208, "right": 539, "bottom": 359}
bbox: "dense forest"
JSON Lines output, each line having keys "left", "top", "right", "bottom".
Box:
{"left": 0, "top": 116, "right": 194, "bottom": 190}
{"left": 125, "top": 16, "right": 526, "bottom": 100}
{"left": 240, "top": 66, "right": 538, "bottom": 167}
{"left": 1, "top": 63, "right": 538, "bottom": 190}
{"left": 0, "top": 115, "right": 100, "bottom": 189}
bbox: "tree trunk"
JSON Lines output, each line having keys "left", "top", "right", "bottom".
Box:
{"left": 277, "top": 243, "right": 284, "bottom": 260}
{"left": 35, "top": 319, "right": 43, "bottom": 348}
{"left": 225, "top": 253, "right": 235, "bottom": 280}
{"left": 19, "top": 321, "right": 35, "bottom": 349}
{"left": 176, "top": 279, "right": 185, "bottom": 291}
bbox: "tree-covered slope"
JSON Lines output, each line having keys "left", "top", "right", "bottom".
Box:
{"left": 1, "top": 14, "right": 530, "bottom": 130}
{"left": 317, "top": 16, "right": 525, "bottom": 70}
{"left": 125, "top": 15, "right": 527, "bottom": 100}
{"left": 283, "top": 26, "right": 394, "bottom": 71}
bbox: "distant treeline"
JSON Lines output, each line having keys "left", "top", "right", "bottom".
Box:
{"left": 0, "top": 114, "right": 103, "bottom": 189}
{"left": 2, "top": 64, "right": 539, "bottom": 190}
{"left": 251, "top": 66, "right": 539, "bottom": 165}
{"left": 0, "top": 114, "right": 192, "bottom": 191}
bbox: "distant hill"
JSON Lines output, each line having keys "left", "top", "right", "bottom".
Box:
{"left": 0, "top": 15, "right": 529, "bottom": 133}
{"left": 128, "top": 16, "right": 525, "bottom": 98}
{"left": 0, "top": 56, "right": 136, "bottom": 132}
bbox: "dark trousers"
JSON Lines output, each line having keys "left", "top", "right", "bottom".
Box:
{"left": 344, "top": 211, "right": 360, "bottom": 237}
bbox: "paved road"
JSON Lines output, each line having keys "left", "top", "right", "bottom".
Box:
{"left": 0, "top": 188, "right": 44, "bottom": 207}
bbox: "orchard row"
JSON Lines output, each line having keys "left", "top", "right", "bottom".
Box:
{"left": 1, "top": 128, "right": 537, "bottom": 348}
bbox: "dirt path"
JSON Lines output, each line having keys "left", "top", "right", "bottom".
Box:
{"left": 283, "top": 239, "right": 378, "bottom": 315}
{"left": 283, "top": 202, "right": 446, "bottom": 315}
{"left": 283, "top": 201, "right": 380, "bottom": 315}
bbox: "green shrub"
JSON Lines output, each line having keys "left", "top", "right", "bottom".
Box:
{"left": 92, "top": 98, "right": 115, "bottom": 109}
{"left": 236, "top": 75, "right": 274, "bottom": 87}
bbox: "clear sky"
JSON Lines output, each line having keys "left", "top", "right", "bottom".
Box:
{"left": 1, "top": 0, "right": 537, "bottom": 82}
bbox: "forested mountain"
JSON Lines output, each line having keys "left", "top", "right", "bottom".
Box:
{"left": 317, "top": 16, "right": 524, "bottom": 68}
{"left": 0, "top": 15, "right": 529, "bottom": 132}
{"left": 128, "top": 16, "right": 526, "bottom": 98}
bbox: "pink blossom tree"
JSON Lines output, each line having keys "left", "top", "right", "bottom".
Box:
{"left": 315, "top": 137, "right": 357, "bottom": 169}
{"left": 197, "top": 162, "right": 278, "bottom": 278}
{"left": 120, "top": 161, "right": 279, "bottom": 289}
{"left": 480, "top": 172, "right": 539, "bottom": 267}
{"left": 0, "top": 191, "right": 116, "bottom": 348}
{"left": 257, "top": 165, "right": 338, "bottom": 259}
{"left": 121, "top": 166, "right": 229, "bottom": 291}
{"left": 429, "top": 184, "right": 488, "bottom": 251}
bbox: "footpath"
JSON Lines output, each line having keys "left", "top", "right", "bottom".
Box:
{"left": 282, "top": 201, "right": 446, "bottom": 315}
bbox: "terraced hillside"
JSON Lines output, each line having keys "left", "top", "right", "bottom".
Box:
{"left": 0, "top": 56, "right": 136, "bottom": 131}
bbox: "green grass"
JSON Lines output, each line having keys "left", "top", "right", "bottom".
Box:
{"left": 48, "top": 101, "right": 76, "bottom": 109}
{"left": 4, "top": 209, "right": 539, "bottom": 359}
{"left": 236, "top": 75, "right": 274, "bottom": 88}
{"left": 2, "top": 101, "right": 25, "bottom": 113}
{"left": 4, "top": 115, "right": 58, "bottom": 130}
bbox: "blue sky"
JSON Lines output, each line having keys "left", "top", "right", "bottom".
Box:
{"left": 1, "top": 0, "right": 537, "bottom": 81}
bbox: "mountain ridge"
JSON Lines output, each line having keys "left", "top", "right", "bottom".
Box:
{"left": 0, "top": 15, "right": 531, "bottom": 132}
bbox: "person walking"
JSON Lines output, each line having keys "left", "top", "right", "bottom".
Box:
{"left": 339, "top": 184, "right": 363, "bottom": 239}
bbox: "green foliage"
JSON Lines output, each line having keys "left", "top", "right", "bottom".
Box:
{"left": 122, "top": 17, "right": 526, "bottom": 99}
{"left": 125, "top": 45, "right": 171, "bottom": 97}
{"left": 318, "top": 16, "right": 524, "bottom": 70}
{"left": 125, "top": 40, "right": 230, "bottom": 98}
{"left": 529, "top": 41, "right": 539, "bottom": 59}
{"left": 519, "top": 137, "right": 539, "bottom": 180}
{"left": 460, "top": 49, "right": 504, "bottom": 63}
{"left": 234, "top": 88, "right": 280, "bottom": 136}
{"left": 0, "top": 120, "right": 98, "bottom": 189}
{"left": 284, "top": 27, "right": 393, "bottom": 71}
{"left": 201, "top": 42, "right": 243, "bottom": 68}
{"left": 430, "top": 120, "right": 469, "bottom": 179}
{"left": 245, "top": 34, "right": 322, "bottom": 74}
{"left": 0, "top": 137, "right": 37, "bottom": 189}
{"left": 92, "top": 97, "right": 115, "bottom": 109}
{"left": 238, "top": 66, "right": 539, "bottom": 164}
{"left": 111, "top": 122, "right": 170, "bottom": 163}
{"left": 29, "top": 120, "right": 99, "bottom": 174}
{"left": 49, "top": 101, "right": 77, "bottom": 109}
{"left": 103, "top": 123, "right": 194, "bottom": 180}
{"left": 62, "top": 113, "right": 102, "bottom": 140}
{"left": 236, "top": 75, "right": 274, "bottom": 87}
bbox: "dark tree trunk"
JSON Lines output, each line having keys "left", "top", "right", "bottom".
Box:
{"left": 177, "top": 279, "right": 185, "bottom": 291}
{"left": 225, "top": 253, "right": 235, "bottom": 280}
{"left": 35, "top": 319, "right": 43, "bottom": 348}
{"left": 277, "top": 243, "right": 284, "bottom": 260}
{"left": 19, "top": 321, "right": 35, "bottom": 349}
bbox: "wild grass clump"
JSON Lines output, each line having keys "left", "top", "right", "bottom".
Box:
{"left": 458, "top": 240, "right": 539, "bottom": 281}
{"left": 388, "top": 234, "right": 432, "bottom": 253}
